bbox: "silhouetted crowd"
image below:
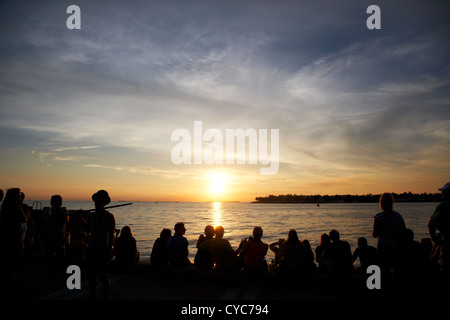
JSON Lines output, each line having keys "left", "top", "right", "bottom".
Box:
{"left": 153, "top": 186, "right": 450, "bottom": 292}
{"left": 1, "top": 183, "right": 450, "bottom": 299}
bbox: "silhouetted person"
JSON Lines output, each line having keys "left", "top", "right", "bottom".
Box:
{"left": 0, "top": 188, "right": 27, "bottom": 279}
{"left": 200, "top": 226, "right": 236, "bottom": 271}
{"left": 0, "top": 189, "right": 4, "bottom": 202}
{"left": 315, "top": 233, "right": 332, "bottom": 274}
{"left": 19, "top": 192, "right": 31, "bottom": 232}
{"left": 86, "top": 190, "right": 116, "bottom": 300}
{"left": 328, "top": 229, "right": 353, "bottom": 275}
{"left": 150, "top": 228, "right": 171, "bottom": 266}
{"left": 17, "top": 192, "right": 28, "bottom": 252}
{"left": 302, "top": 239, "right": 317, "bottom": 273}
{"left": 237, "top": 226, "right": 268, "bottom": 274}
{"left": 268, "top": 238, "right": 284, "bottom": 273}
{"left": 18, "top": 192, "right": 30, "bottom": 219}
{"left": 68, "top": 231, "right": 88, "bottom": 266}
{"left": 41, "top": 195, "right": 69, "bottom": 275}
{"left": 167, "top": 222, "right": 191, "bottom": 267}
{"left": 352, "top": 237, "right": 377, "bottom": 273}
{"left": 194, "top": 225, "right": 215, "bottom": 269}
{"left": 278, "top": 229, "right": 315, "bottom": 275}
{"left": 19, "top": 192, "right": 34, "bottom": 252}
{"left": 66, "top": 209, "right": 88, "bottom": 237}
{"left": 372, "top": 192, "right": 406, "bottom": 281}
{"left": 420, "top": 238, "right": 434, "bottom": 275}
{"left": 428, "top": 182, "right": 450, "bottom": 286}
{"left": 402, "top": 229, "right": 426, "bottom": 278}
{"left": 430, "top": 234, "right": 442, "bottom": 281}
{"left": 113, "top": 226, "right": 140, "bottom": 264}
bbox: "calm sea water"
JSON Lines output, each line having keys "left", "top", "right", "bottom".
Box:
{"left": 26, "top": 200, "right": 438, "bottom": 263}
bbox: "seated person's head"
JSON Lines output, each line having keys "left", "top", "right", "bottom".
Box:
{"left": 252, "top": 226, "right": 263, "bottom": 240}
{"left": 205, "top": 225, "right": 215, "bottom": 238}
{"left": 174, "top": 222, "right": 186, "bottom": 235}
{"left": 329, "top": 229, "right": 340, "bottom": 242}
{"left": 357, "top": 237, "right": 368, "bottom": 247}
{"left": 121, "top": 226, "right": 133, "bottom": 237}
{"left": 160, "top": 228, "right": 172, "bottom": 239}
{"left": 214, "top": 226, "right": 225, "bottom": 238}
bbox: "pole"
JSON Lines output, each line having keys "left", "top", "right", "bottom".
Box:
{"left": 86, "top": 202, "right": 132, "bottom": 213}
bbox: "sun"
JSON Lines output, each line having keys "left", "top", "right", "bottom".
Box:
{"left": 209, "top": 174, "right": 227, "bottom": 195}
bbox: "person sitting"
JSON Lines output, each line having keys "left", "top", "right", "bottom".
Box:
{"left": 68, "top": 231, "right": 88, "bottom": 266}
{"left": 150, "top": 228, "right": 171, "bottom": 266}
{"left": 278, "top": 229, "right": 316, "bottom": 275}
{"left": 237, "top": 226, "right": 269, "bottom": 274}
{"left": 268, "top": 238, "right": 284, "bottom": 273}
{"left": 402, "top": 228, "right": 426, "bottom": 278}
{"left": 200, "top": 226, "right": 236, "bottom": 271}
{"left": 420, "top": 237, "right": 434, "bottom": 275}
{"left": 66, "top": 209, "right": 87, "bottom": 237}
{"left": 328, "top": 229, "right": 353, "bottom": 276}
{"left": 194, "top": 225, "right": 215, "bottom": 269}
{"left": 113, "top": 226, "right": 140, "bottom": 264}
{"left": 167, "top": 222, "right": 191, "bottom": 267}
{"left": 301, "top": 239, "right": 317, "bottom": 273}
{"left": 315, "top": 233, "right": 332, "bottom": 274}
{"left": 352, "top": 237, "right": 377, "bottom": 273}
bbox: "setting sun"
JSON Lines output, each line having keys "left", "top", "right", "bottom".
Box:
{"left": 209, "top": 174, "right": 227, "bottom": 195}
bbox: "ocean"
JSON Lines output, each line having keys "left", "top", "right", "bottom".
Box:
{"left": 26, "top": 200, "right": 438, "bottom": 263}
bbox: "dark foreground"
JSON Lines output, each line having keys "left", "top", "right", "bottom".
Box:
{"left": 2, "top": 258, "right": 447, "bottom": 318}
{"left": 1, "top": 255, "right": 447, "bottom": 302}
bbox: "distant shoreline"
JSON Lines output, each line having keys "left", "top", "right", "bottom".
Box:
{"left": 253, "top": 192, "right": 443, "bottom": 204}
{"left": 251, "top": 200, "right": 440, "bottom": 204}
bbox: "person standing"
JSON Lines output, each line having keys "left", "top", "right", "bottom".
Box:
{"left": 372, "top": 192, "right": 406, "bottom": 281}
{"left": 41, "top": 195, "right": 69, "bottom": 274}
{"left": 86, "top": 190, "right": 116, "bottom": 299}
{"left": 428, "top": 182, "right": 450, "bottom": 285}
{"left": 0, "top": 188, "right": 27, "bottom": 280}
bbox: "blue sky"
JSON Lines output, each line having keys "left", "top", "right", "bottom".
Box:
{"left": 0, "top": 0, "right": 449, "bottom": 201}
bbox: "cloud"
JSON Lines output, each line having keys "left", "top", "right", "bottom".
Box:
{"left": 278, "top": 33, "right": 450, "bottom": 177}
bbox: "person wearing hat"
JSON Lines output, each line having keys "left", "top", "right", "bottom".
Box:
{"left": 428, "top": 182, "right": 450, "bottom": 285}
{"left": 86, "top": 190, "right": 116, "bottom": 299}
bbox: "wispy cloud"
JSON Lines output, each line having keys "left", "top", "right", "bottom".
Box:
{"left": 53, "top": 145, "right": 101, "bottom": 152}
{"left": 31, "top": 145, "right": 102, "bottom": 166}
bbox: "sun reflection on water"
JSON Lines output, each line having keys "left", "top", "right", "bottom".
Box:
{"left": 211, "top": 201, "right": 222, "bottom": 228}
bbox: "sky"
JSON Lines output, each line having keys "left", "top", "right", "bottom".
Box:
{"left": 0, "top": 0, "right": 449, "bottom": 202}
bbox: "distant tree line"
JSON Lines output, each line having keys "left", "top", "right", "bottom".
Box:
{"left": 254, "top": 192, "right": 443, "bottom": 203}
